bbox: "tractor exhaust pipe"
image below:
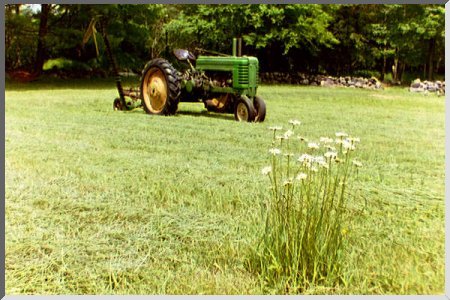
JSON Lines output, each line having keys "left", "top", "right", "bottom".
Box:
{"left": 237, "top": 38, "right": 242, "bottom": 57}
{"left": 232, "top": 38, "right": 242, "bottom": 57}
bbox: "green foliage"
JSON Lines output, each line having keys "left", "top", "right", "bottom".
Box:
{"left": 320, "top": 4, "right": 445, "bottom": 79}
{"left": 5, "top": 4, "right": 445, "bottom": 81}
{"left": 5, "top": 6, "right": 39, "bottom": 70}
{"left": 352, "top": 70, "right": 381, "bottom": 79}
{"left": 166, "top": 5, "right": 337, "bottom": 56}
{"left": 368, "top": 5, "right": 444, "bottom": 76}
{"left": 43, "top": 58, "right": 93, "bottom": 73}
{"left": 33, "top": 4, "right": 165, "bottom": 72}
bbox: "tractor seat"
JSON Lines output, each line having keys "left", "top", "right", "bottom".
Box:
{"left": 173, "top": 49, "right": 196, "bottom": 62}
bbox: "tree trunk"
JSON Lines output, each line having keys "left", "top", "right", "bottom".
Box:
{"left": 392, "top": 57, "right": 398, "bottom": 82}
{"left": 34, "top": 4, "right": 51, "bottom": 75}
{"left": 427, "top": 38, "right": 435, "bottom": 81}
{"left": 380, "top": 48, "right": 386, "bottom": 81}
{"left": 435, "top": 56, "right": 442, "bottom": 74}
{"left": 399, "top": 61, "right": 405, "bottom": 83}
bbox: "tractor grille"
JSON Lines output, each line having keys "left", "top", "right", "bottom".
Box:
{"left": 238, "top": 65, "right": 249, "bottom": 85}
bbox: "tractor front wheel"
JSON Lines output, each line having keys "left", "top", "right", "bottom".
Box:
{"left": 253, "top": 96, "right": 266, "bottom": 122}
{"left": 234, "top": 95, "right": 256, "bottom": 122}
{"left": 140, "top": 58, "right": 180, "bottom": 115}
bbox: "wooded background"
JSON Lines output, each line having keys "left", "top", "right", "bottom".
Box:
{"left": 5, "top": 4, "right": 445, "bottom": 83}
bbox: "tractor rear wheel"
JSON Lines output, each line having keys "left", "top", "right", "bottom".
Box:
{"left": 253, "top": 96, "right": 266, "bottom": 122}
{"left": 234, "top": 95, "right": 256, "bottom": 122}
{"left": 140, "top": 58, "right": 180, "bottom": 115}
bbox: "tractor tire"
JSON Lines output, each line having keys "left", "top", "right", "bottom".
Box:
{"left": 253, "top": 96, "right": 266, "bottom": 122}
{"left": 140, "top": 58, "right": 181, "bottom": 115}
{"left": 234, "top": 95, "right": 256, "bottom": 122}
{"left": 113, "top": 98, "right": 124, "bottom": 111}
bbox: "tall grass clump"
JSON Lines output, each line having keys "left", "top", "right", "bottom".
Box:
{"left": 256, "top": 120, "right": 362, "bottom": 293}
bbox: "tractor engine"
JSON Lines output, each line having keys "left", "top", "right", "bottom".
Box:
{"left": 178, "top": 54, "right": 259, "bottom": 114}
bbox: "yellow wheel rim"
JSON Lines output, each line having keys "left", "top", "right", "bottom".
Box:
{"left": 142, "top": 68, "right": 168, "bottom": 113}
{"left": 236, "top": 102, "right": 249, "bottom": 121}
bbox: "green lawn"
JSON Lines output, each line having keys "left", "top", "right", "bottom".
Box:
{"left": 5, "top": 79, "right": 445, "bottom": 294}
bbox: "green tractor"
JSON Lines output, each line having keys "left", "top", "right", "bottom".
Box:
{"left": 113, "top": 38, "right": 266, "bottom": 122}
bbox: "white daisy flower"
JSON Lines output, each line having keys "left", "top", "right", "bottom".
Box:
{"left": 348, "top": 136, "right": 360, "bottom": 143}
{"left": 296, "top": 173, "right": 307, "bottom": 181}
{"left": 268, "top": 126, "right": 283, "bottom": 131}
{"left": 261, "top": 166, "right": 272, "bottom": 175}
{"left": 324, "top": 151, "right": 338, "bottom": 159}
{"left": 288, "top": 119, "right": 301, "bottom": 126}
{"left": 284, "top": 129, "right": 294, "bottom": 139}
{"left": 314, "top": 156, "right": 326, "bottom": 164}
{"left": 310, "top": 166, "right": 318, "bottom": 172}
{"left": 298, "top": 153, "right": 313, "bottom": 163}
{"left": 315, "top": 156, "right": 328, "bottom": 168}
{"left": 283, "top": 179, "right": 293, "bottom": 186}
{"left": 319, "top": 137, "right": 334, "bottom": 144}
{"left": 342, "top": 139, "right": 356, "bottom": 151}
{"left": 352, "top": 160, "right": 363, "bottom": 167}
{"left": 335, "top": 132, "right": 348, "bottom": 138}
{"left": 314, "top": 156, "right": 328, "bottom": 169}
{"left": 269, "top": 148, "right": 282, "bottom": 155}
{"left": 307, "top": 142, "right": 320, "bottom": 150}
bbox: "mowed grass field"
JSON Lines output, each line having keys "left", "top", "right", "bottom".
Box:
{"left": 5, "top": 79, "right": 444, "bottom": 294}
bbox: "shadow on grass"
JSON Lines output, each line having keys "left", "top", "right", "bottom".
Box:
{"left": 177, "top": 110, "right": 235, "bottom": 121}
{"left": 112, "top": 106, "right": 235, "bottom": 121}
{"left": 6, "top": 76, "right": 236, "bottom": 121}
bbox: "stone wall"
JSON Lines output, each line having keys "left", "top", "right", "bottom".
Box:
{"left": 409, "top": 79, "right": 445, "bottom": 95}
{"left": 259, "top": 72, "right": 383, "bottom": 90}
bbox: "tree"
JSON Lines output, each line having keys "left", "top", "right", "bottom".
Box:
{"left": 37, "top": 4, "right": 165, "bottom": 73}
{"left": 420, "top": 5, "right": 444, "bottom": 80}
{"left": 5, "top": 4, "right": 444, "bottom": 81}
{"left": 165, "top": 4, "right": 337, "bottom": 73}
{"left": 368, "top": 4, "right": 444, "bottom": 82}
{"left": 5, "top": 5, "right": 38, "bottom": 71}
{"left": 34, "top": 4, "right": 51, "bottom": 75}
{"left": 324, "top": 4, "right": 444, "bottom": 81}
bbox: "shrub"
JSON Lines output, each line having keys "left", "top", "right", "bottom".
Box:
{"left": 352, "top": 69, "right": 381, "bottom": 79}
{"left": 43, "top": 58, "right": 93, "bottom": 72}
{"left": 256, "top": 120, "right": 362, "bottom": 293}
